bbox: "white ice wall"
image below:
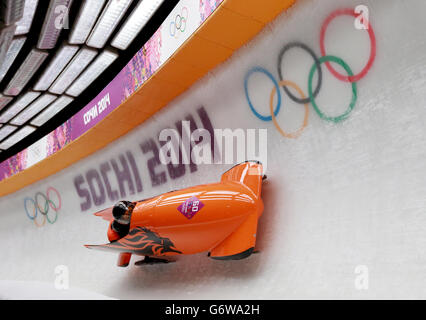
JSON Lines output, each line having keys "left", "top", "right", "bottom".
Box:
{"left": 1, "top": 0, "right": 426, "bottom": 299}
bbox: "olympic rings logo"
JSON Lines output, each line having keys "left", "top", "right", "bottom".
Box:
{"left": 170, "top": 7, "right": 188, "bottom": 38}
{"left": 24, "top": 187, "right": 62, "bottom": 227}
{"left": 244, "top": 8, "right": 376, "bottom": 139}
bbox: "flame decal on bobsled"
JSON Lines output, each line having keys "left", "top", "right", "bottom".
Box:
{"left": 86, "top": 226, "right": 182, "bottom": 256}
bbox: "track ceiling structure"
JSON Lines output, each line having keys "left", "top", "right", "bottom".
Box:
{"left": 0, "top": 0, "right": 179, "bottom": 162}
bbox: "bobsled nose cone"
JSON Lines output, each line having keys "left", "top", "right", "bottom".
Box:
{"left": 93, "top": 207, "right": 114, "bottom": 221}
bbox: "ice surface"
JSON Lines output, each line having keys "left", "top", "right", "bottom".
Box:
{"left": 0, "top": 0, "right": 426, "bottom": 299}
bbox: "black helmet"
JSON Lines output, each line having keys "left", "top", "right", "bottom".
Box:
{"left": 112, "top": 201, "right": 131, "bottom": 220}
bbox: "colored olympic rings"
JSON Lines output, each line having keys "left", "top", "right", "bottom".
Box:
{"left": 244, "top": 67, "right": 281, "bottom": 122}
{"left": 270, "top": 80, "right": 309, "bottom": 139}
{"left": 244, "top": 7, "right": 376, "bottom": 137}
{"left": 24, "top": 187, "right": 61, "bottom": 227}
{"left": 320, "top": 8, "right": 376, "bottom": 83}
{"left": 278, "top": 42, "right": 322, "bottom": 105}
{"left": 170, "top": 7, "right": 188, "bottom": 38}
{"left": 309, "top": 55, "right": 357, "bottom": 123}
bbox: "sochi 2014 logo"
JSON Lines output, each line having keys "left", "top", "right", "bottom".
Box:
{"left": 177, "top": 196, "right": 204, "bottom": 219}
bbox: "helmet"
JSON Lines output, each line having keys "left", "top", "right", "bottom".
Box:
{"left": 112, "top": 201, "right": 131, "bottom": 220}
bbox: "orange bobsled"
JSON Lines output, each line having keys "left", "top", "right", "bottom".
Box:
{"left": 85, "top": 161, "right": 265, "bottom": 267}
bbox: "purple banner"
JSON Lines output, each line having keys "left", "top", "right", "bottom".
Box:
{"left": 0, "top": 0, "right": 225, "bottom": 182}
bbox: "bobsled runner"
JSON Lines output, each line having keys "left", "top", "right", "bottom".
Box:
{"left": 85, "top": 161, "right": 265, "bottom": 267}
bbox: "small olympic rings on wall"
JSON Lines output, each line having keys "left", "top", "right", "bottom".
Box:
{"left": 244, "top": 7, "right": 376, "bottom": 138}
{"left": 24, "top": 187, "right": 61, "bottom": 227}
{"left": 170, "top": 6, "right": 189, "bottom": 38}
